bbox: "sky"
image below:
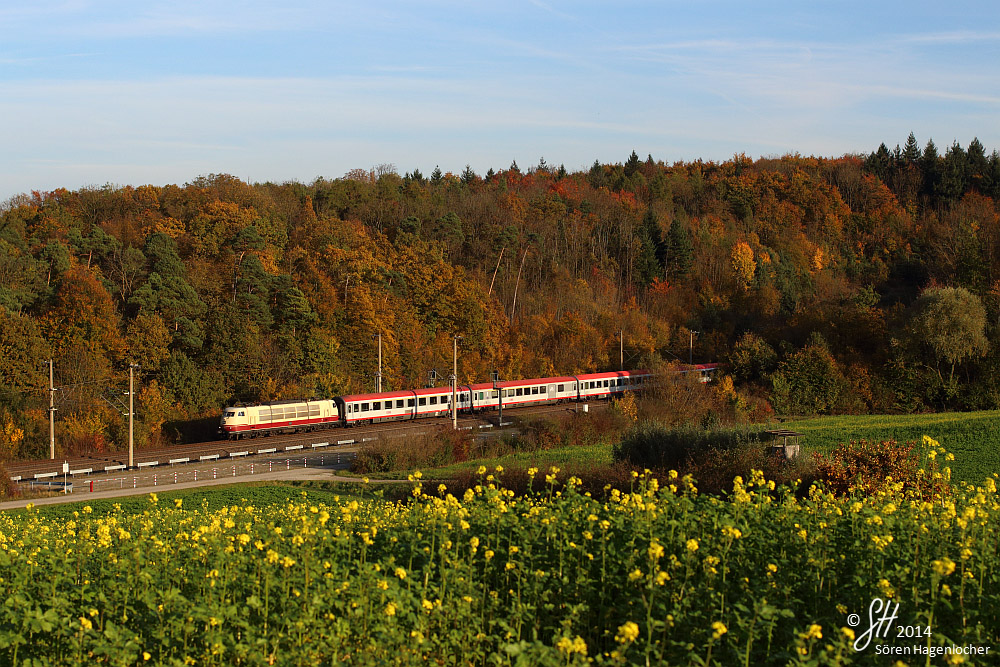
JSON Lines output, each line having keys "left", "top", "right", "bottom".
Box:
{"left": 1, "top": 1, "right": 999, "bottom": 200}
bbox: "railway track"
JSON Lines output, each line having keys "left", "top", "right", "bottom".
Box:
{"left": 5, "top": 401, "right": 602, "bottom": 484}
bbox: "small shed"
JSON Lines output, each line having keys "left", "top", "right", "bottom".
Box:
{"left": 765, "top": 429, "right": 804, "bottom": 461}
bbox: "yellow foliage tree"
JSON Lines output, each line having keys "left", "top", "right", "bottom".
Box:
{"left": 730, "top": 241, "right": 756, "bottom": 291}
{"left": 0, "top": 414, "right": 24, "bottom": 459}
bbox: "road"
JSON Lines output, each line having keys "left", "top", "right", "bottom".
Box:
{"left": 0, "top": 458, "right": 363, "bottom": 511}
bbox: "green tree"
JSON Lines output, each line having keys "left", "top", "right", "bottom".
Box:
{"left": 920, "top": 139, "right": 941, "bottom": 202}
{"left": 129, "top": 272, "right": 206, "bottom": 350}
{"left": 161, "top": 350, "right": 225, "bottom": 413}
{"left": 663, "top": 219, "right": 693, "bottom": 279}
{"left": 968, "top": 138, "right": 989, "bottom": 192}
{"left": 0, "top": 310, "right": 50, "bottom": 397}
{"left": 771, "top": 340, "right": 846, "bottom": 415}
{"left": 728, "top": 332, "right": 777, "bottom": 385}
{"left": 902, "top": 132, "right": 922, "bottom": 164}
{"left": 939, "top": 142, "right": 969, "bottom": 201}
{"left": 912, "top": 286, "right": 988, "bottom": 385}
{"left": 624, "top": 150, "right": 642, "bottom": 178}
{"left": 634, "top": 207, "right": 663, "bottom": 287}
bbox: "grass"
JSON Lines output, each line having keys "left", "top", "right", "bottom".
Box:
{"left": 394, "top": 440, "right": 614, "bottom": 479}
{"left": 780, "top": 410, "right": 1000, "bottom": 483}
{"left": 13, "top": 481, "right": 367, "bottom": 520}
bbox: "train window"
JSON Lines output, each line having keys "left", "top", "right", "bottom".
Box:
{"left": 532, "top": 386, "right": 539, "bottom": 395}
{"left": 429, "top": 396, "right": 437, "bottom": 405}
{"left": 515, "top": 388, "right": 523, "bottom": 396}
{"left": 238, "top": 411, "right": 245, "bottom": 416}
{"left": 442, "top": 395, "right": 449, "bottom": 404}
{"left": 373, "top": 402, "right": 381, "bottom": 410}
{"left": 604, "top": 380, "right": 609, "bottom": 387}
{"left": 396, "top": 400, "right": 404, "bottom": 409}
{"left": 407, "top": 399, "right": 415, "bottom": 407}
{"left": 558, "top": 384, "right": 564, "bottom": 392}
{"left": 418, "top": 397, "right": 426, "bottom": 406}
{"left": 361, "top": 403, "right": 369, "bottom": 412}
{"left": 491, "top": 390, "right": 498, "bottom": 399}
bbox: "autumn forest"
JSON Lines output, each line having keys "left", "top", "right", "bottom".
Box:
{"left": 2, "top": 134, "right": 1000, "bottom": 458}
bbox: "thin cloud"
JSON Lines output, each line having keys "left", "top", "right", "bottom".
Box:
{"left": 893, "top": 30, "right": 1000, "bottom": 45}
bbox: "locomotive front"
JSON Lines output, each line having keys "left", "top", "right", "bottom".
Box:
{"left": 219, "top": 407, "right": 249, "bottom": 438}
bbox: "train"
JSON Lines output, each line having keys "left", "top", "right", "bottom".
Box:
{"left": 219, "top": 363, "right": 719, "bottom": 439}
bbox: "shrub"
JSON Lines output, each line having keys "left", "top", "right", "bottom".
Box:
{"left": 612, "top": 421, "right": 766, "bottom": 471}
{"left": 812, "top": 438, "right": 950, "bottom": 498}
{"left": 770, "top": 340, "right": 846, "bottom": 415}
{"left": 352, "top": 427, "right": 474, "bottom": 474}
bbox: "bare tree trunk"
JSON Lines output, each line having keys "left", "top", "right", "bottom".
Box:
{"left": 488, "top": 247, "right": 505, "bottom": 297}
{"left": 510, "top": 248, "right": 528, "bottom": 320}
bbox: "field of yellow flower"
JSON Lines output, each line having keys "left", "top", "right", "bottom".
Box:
{"left": 0, "top": 440, "right": 997, "bottom": 665}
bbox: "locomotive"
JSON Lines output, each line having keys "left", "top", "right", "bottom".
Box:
{"left": 219, "top": 364, "right": 718, "bottom": 439}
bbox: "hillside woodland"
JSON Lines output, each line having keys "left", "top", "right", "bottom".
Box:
{"left": 2, "top": 134, "right": 1000, "bottom": 457}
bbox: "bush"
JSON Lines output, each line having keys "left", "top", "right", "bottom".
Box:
{"left": 770, "top": 340, "right": 847, "bottom": 415}
{"left": 812, "top": 438, "right": 950, "bottom": 498}
{"left": 612, "top": 421, "right": 766, "bottom": 471}
{"left": 352, "top": 427, "right": 474, "bottom": 474}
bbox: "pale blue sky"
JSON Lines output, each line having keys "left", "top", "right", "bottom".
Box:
{"left": 2, "top": 1, "right": 998, "bottom": 200}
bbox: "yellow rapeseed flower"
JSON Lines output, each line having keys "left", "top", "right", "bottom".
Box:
{"left": 932, "top": 558, "right": 956, "bottom": 576}
{"left": 711, "top": 621, "right": 727, "bottom": 640}
{"left": 686, "top": 539, "right": 699, "bottom": 552}
{"left": 616, "top": 621, "right": 640, "bottom": 644}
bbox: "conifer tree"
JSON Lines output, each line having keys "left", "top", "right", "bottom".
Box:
{"left": 903, "top": 132, "right": 922, "bottom": 164}
{"left": 664, "top": 218, "right": 693, "bottom": 279}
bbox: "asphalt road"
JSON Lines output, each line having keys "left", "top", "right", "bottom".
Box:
{"left": 0, "top": 459, "right": 368, "bottom": 511}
